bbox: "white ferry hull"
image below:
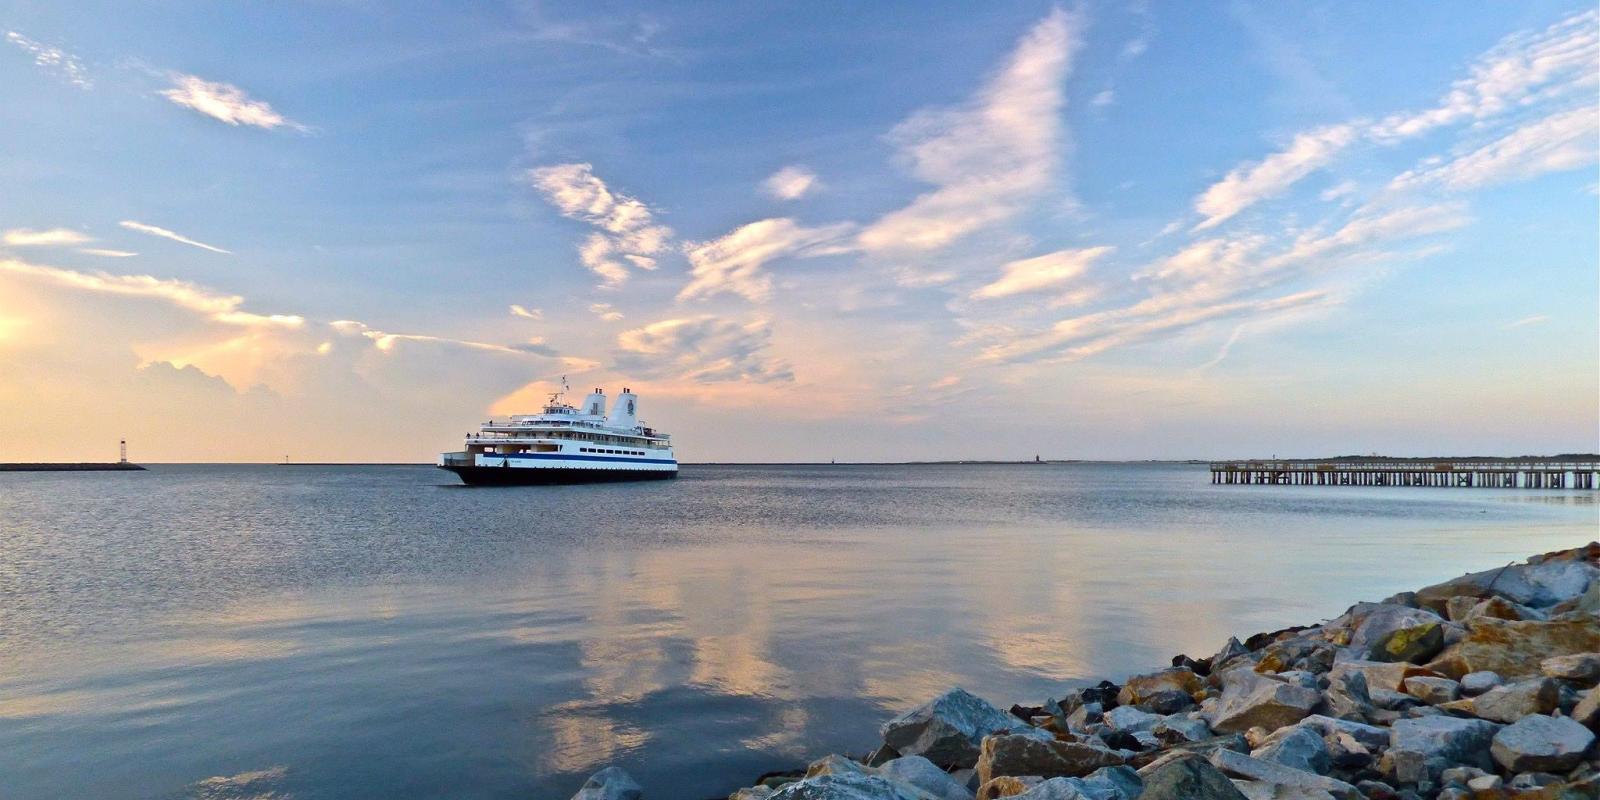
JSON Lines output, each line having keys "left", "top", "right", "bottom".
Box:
{"left": 438, "top": 452, "right": 678, "bottom": 486}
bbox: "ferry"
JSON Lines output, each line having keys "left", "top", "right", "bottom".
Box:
{"left": 438, "top": 386, "right": 678, "bottom": 485}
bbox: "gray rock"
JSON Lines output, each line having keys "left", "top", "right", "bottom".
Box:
{"left": 1458, "top": 671, "right": 1502, "bottom": 696}
{"left": 1415, "top": 558, "right": 1600, "bottom": 610}
{"left": 571, "top": 766, "right": 644, "bottom": 800}
{"left": 1541, "top": 652, "right": 1600, "bottom": 683}
{"left": 1465, "top": 774, "right": 1501, "bottom": 792}
{"left": 1233, "top": 782, "right": 1341, "bottom": 800}
{"left": 1472, "top": 678, "right": 1558, "bottom": 723}
{"left": 1489, "top": 714, "right": 1596, "bottom": 773}
{"left": 1388, "top": 716, "right": 1499, "bottom": 778}
{"left": 1344, "top": 605, "right": 1446, "bottom": 655}
{"left": 878, "top": 756, "right": 974, "bottom": 800}
{"left": 1209, "top": 750, "right": 1360, "bottom": 800}
{"left": 1103, "top": 706, "right": 1161, "bottom": 733}
{"left": 1206, "top": 671, "right": 1321, "bottom": 733}
{"left": 1140, "top": 690, "right": 1196, "bottom": 715}
{"left": 1506, "top": 771, "right": 1562, "bottom": 789}
{"left": 1251, "top": 726, "right": 1331, "bottom": 775}
{"left": 1153, "top": 715, "right": 1212, "bottom": 744}
{"left": 768, "top": 771, "right": 933, "bottom": 800}
{"left": 1324, "top": 732, "right": 1371, "bottom": 771}
{"left": 1076, "top": 766, "right": 1141, "bottom": 800}
{"left": 1066, "top": 702, "right": 1103, "bottom": 732}
{"left": 1212, "top": 637, "right": 1252, "bottom": 673}
{"left": 1368, "top": 689, "right": 1419, "bottom": 711}
{"left": 1296, "top": 716, "right": 1391, "bottom": 751}
{"left": 881, "top": 688, "right": 1047, "bottom": 768}
{"left": 1138, "top": 754, "right": 1248, "bottom": 800}
{"left": 1370, "top": 622, "right": 1445, "bottom": 664}
{"left": 975, "top": 734, "right": 1124, "bottom": 786}
{"left": 1320, "top": 670, "right": 1373, "bottom": 722}
{"left": 1277, "top": 671, "right": 1320, "bottom": 690}
{"left": 1401, "top": 676, "right": 1460, "bottom": 705}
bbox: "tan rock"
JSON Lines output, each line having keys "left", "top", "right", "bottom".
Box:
{"left": 974, "top": 733, "right": 1124, "bottom": 786}
{"left": 1117, "top": 667, "right": 1203, "bottom": 707}
{"left": 977, "top": 775, "right": 1042, "bottom": 800}
{"left": 1424, "top": 614, "right": 1600, "bottom": 680}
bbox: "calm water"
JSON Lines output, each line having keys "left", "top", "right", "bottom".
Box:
{"left": 0, "top": 463, "right": 1594, "bottom": 799}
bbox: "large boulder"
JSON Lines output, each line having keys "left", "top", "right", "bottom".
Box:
{"left": 1208, "top": 750, "right": 1360, "bottom": 800}
{"left": 1369, "top": 622, "right": 1444, "bottom": 664}
{"left": 1471, "top": 677, "right": 1559, "bottom": 723}
{"left": 1137, "top": 754, "right": 1248, "bottom": 800}
{"left": 1458, "top": 671, "right": 1502, "bottom": 696}
{"left": 571, "top": 766, "right": 644, "bottom": 800}
{"left": 975, "top": 734, "right": 1124, "bottom": 786}
{"left": 1250, "top": 726, "right": 1331, "bottom": 775}
{"left": 1424, "top": 615, "right": 1600, "bottom": 680}
{"left": 1573, "top": 688, "right": 1600, "bottom": 729}
{"left": 878, "top": 756, "right": 975, "bottom": 800}
{"left": 1414, "top": 557, "right": 1599, "bottom": 611}
{"left": 1102, "top": 706, "right": 1161, "bottom": 734}
{"left": 1340, "top": 604, "right": 1445, "bottom": 655}
{"left": 882, "top": 689, "right": 1048, "bottom": 768}
{"left": 1326, "top": 661, "right": 1436, "bottom": 694}
{"left": 1205, "top": 671, "right": 1320, "bottom": 733}
{"left": 1320, "top": 669, "right": 1373, "bottom": 722}
{"left": 1400, "top": 676, "right": 1460, "bottom": 705}
{"left": 1489, "top": 714, "right": 1596, "bottom": 773}
{"left": 1296, "top": 715, "right": 1391, "bottom": 750}
{"left": 767, "top": 770, "right": 936, "bottom": 800}
{"left": 1388, "top": 716, "right": 1499, "bottom": 779}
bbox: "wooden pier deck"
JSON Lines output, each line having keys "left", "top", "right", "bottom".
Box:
{"left": 1209, "top": 458, "right": 1599, "bottom": 489}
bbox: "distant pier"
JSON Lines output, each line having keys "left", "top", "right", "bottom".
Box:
{"left": 1209, "top": 458, "right": 1599, "bottom": 489}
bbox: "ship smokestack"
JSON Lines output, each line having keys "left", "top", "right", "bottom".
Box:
{"left": 580, "top": 387, "right": 608, "bottom": 417}
{"left": 606, "top": 387, "right": 638, "bottom": 429}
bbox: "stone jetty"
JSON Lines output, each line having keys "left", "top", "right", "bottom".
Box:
{"left": 571, "top": 544, "right": 1600, "bottom": 800}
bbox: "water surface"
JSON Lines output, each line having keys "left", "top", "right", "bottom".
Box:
{"left": 0, "top": 463, "right": 1593, "bottom": 798}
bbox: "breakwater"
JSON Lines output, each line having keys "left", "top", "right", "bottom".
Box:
{"left": 571, "top": 544, "right": 1600, "bottom": 800}
{"left": 0, "top": 462, "right": 145, "bottom": 471}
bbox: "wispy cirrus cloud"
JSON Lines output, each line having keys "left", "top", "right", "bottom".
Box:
{"left": 2, "top": 227, "right": 92, "bottom": 246}
{"left": 615, "top": 315, "right": 792, "bottom": 383}
{"left": 0, "top": 257, "right": 300, "bottom": 328}
{"left": 972, "top": 246, "right": 1113, "bottom": 300}
{"left": 79, "top": 248, "right": 138, "bottom": 258}
{"left": 678, "top": 218, "right": 855, "bottom": 303}
{"left": 528, "top": 163, "right": 672, "bottom": 288}
{"left": 509, "top": 304, "right": 543, "bottom": 320}
{"left": 1389, "top": 106, "right": 1599, "bottom": 192}
{"left": 1193, "top": 124, "right": 1358, "bottom": 230}
{"left": 1505, "top": 314, "right": 1550, "bottom": 329}
{"left": 857, "top": 7, "right": 1082, "bottom": 253}
{"left": 1188, "top": 9, "right": 1598, "bottom": 231}
{"left": 119, "top": 220, "right": 231, "bottom": 254}
{"left": 588, "top": 302, "right": 623, "bottom": 322}
{"left": 159, "top": 73, "right": 310, "bottom": 132}
{"left": 4, "top": 31, "right": 91, "bottom": 89}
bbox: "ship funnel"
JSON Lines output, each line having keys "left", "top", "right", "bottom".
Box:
{"left": 606, "top": 387, "right": 638, "bottom": 429}
{"left": 580, "top": 387, "right": 608, "bottom": 418}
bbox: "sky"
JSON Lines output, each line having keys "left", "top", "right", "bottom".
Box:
{"left": 1, "top": 2, "right": 1596, "bottom": 463}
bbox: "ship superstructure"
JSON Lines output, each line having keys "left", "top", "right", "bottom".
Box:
{"left": 438, "top": 387, "right": 677, "bottom": 485}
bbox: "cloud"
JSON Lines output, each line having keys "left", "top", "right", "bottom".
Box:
{"left": 2, "top": 227, "right": 92, "bottom": 246}
{"left": 325, "top": 318, "right": 546, "bottom": 356}
{"left": 615, "top": 315, "right": 793, "bottom": 383}
{"left": 589, "top": 302, "right": 624, "bottom": 321}
{"left": 972, "top": 246, "right": 1113, "bottom": 299}
{"left": 1091, "top": 89, "right": 1115, "bottom": 107}
{"left": 1505, "top": 314, "right": 1550, "bottom": 329}
{"left": 509, "top": 304, "right": 543, "bottom": 320}
{"left": 1389, "top": 107, "right": 1599, "bottom": 192}
{"left": 4, "top": 31, "right": 91, "bottom": 89}
{"left": 762, "top": 165, "right": 820, "bottom": 200}
{"left": 0, "top": 257, "right": 301, "bottom": 328}
{"left": 119, "top": 220, "right": 232, "bottom": 254}
{"left": 528, "top": 163, "right": 673, "bottom": 288}
{"left": 857, "top": 8, "right": 1082, "bottom": 252}
{"left": 1369, "top": 10, "right": 1598, "bottom": 141}
{"left": 159, "top": 73, "right": 309, "bottom": 132}
{"left": 79, "top": 248, "right": 138, "bottom": 257}
{"left": 678, "top": 218, "right": 855, "bottom": 303}
{"left": 1193, "top": 124, "right": 1358, "bottom": 230}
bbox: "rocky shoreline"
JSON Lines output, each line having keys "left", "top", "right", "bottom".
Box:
{"left": 571, "top": 544, "right": 1600, "bottom": 800}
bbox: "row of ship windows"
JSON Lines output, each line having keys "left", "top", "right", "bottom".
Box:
{"left": 578, "top": 447, "right": 646, "bottom": 456}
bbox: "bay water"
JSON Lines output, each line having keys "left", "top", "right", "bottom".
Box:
{"left": 0, "top": 463, "right": 1593, "bottom": 798}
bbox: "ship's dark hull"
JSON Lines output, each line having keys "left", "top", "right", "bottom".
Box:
{"left": 440, "top": 464, "right": 677, "bottom": 486}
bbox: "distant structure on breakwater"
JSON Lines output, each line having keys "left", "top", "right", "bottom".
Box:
{"left": 0, "top": 439, "right": 146, "bottom": 472}
{"left": 1209, "top": 457, "right": 1599, "bottom": 489}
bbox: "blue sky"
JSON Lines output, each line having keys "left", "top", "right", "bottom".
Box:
{"left": 1, "top": 2, "right": 1595, "bottom": 461}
